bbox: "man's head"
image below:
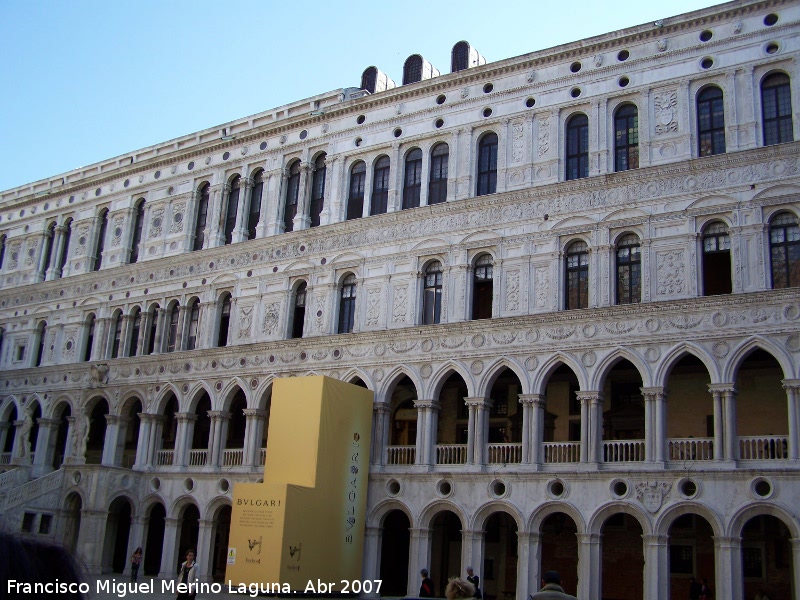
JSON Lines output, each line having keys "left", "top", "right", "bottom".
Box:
{"left": 542, "top": 571, "right": 562, "bottom": 585}
{"left": 466, "top": 567, "right": 474, "bottom": 576}
{"left": 421, "top": 569, "right": 429, "bottom": 578}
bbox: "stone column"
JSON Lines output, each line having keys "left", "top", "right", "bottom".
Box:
{"left": 35, "top": 229, "right": 51, "bottom": 283}
{"left": 372, "top": 403, "right": 391, "bottom": 466}
{"left": 197, "top": 518, "right": 215, "bottom": 583}
{"left": 577, "top": 532, "right": 602, "bottom": 600}
{"left": 233, "top": 176, "right": 253, "bottom": 243}
{"left": 159, "top": 517, "right": 180, "bottom": 578}
{"left": 175, "top": 305, "right": 189, "bottom": 351}
{"left": 148, "top": 416, "right": 164, "bottom": 468}
{"left": 519, "top": 394, "right": 544, "bottom": 466}
{"left": 361, "top": 526, "right": 382, "bottom": 598}
{"left": 209, "top": 411, "right": 230, "bottom": 467}
{"left": 523, "top": 532, "right": 540, "bottom": 600}
{"left": 211, "top": 183, "right": 228, "bottom": 247}
{"left": 242, "top": 409, "right": 267, "bottom": 467}
{"left": 408, "top": 527, "right": 432, "bottom": 597}
{"left": 45, "top": 224, "right": 67, "bottom": 280}
{"left": 643, "top": 534, "right": 669, "bottom": 600}
{"left": 31, "top": 417, "right": 59, "bottom": 477}
{"left": 713, "top": 536, "right": 743, "bottom": 600}
{"left": 782, "top": 380, "right": 800, "bottom": 460}
{"left": 463, "top": 529, "right": 483, "bottom": 587}
{"left": 577, "top": 392, "right": 603, "bottom": 464}
{"left": 465, "top": 397, "right": 490, "bottom": 466}
{"left": 641, "top": 387, "right": 667, "bottom": 463}
{"left": 362, "top": 158, "right": 374, "bottom": 218}
{"left": 89, "top": 317, "right": 109, "bottom": 361}
{"left": 134, "top": 414, "right": 153, "bottom": 469}
{"left": 151, "top": 308, "right": 168, "bottom": 355}
{"left": 412, "top": 400, "right": 439, "bottom": 466}
{"left": 293, "top": 162, "right": 312, "bottom": 230}
{"left": 77, "top": 509, "right": 108, "bottom": 573}
{"left": 709, "top": 384, "right": 737, "bottom": 462}
{"left": 101, "top": 414, "right": 123, "bottom": 466}
{"left": 266, "top": 169, "right": 288, "bottom": 236}
{"left": 174, "top": 413, "right": 196, "bottom": 468}
{"left": 790, "top": 539, "right": 800, "bottom": 600}
{"left": 136, "top": 309, "right": 152, "bottom": 357}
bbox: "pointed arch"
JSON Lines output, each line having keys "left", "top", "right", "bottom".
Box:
{"left": 340, "top": 368, "right": 374, "bottom": 390}
{"left": 532, "top": 354, "right": 588, "bottom": 395}
{"left": 590, "top": 348, "right": 652, "bottom": 390}
{"left": 654, "top": 343, "right": 720, "bottom": 387}
{"left": 427, "top": 362, "right": 475, "bottom": 399}
{"left": 478, "top": 358, "right": 530, "bottom": 397}
{"left": 251, "top": 379, "right": 273, "bottom": 411}
{"left": 186, "top": 383, "right": 215, "bottom": 413}
{"left": 722, "top": 337, "right": 795, "bottom": 381}
{"left": 377, "top": 367, "right": 423, "bottom": 404}
{"left": 219, "top": 379, "right": 250, "bottom": 412}
{"left": 153, "top": 384, "right": 183, "bottom": 415}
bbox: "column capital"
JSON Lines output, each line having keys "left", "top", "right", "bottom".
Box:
{"left": 518, "top": 393, "right": 544, "bottom": 407}
{"left": 36, "top": 418, "right": 61, "bottom": 428}
{"left": 175, "top": 412, "right": 198, "bottom": 423}
{"left": 576, "top": 532, "right": 601, "bottom": 544}
{"left": 104, "top": 414, "right": 128, "bottom": 426}
{"left": 712, "top": 535, "right": 742, "bottom": 549}
{"left": 575, "top": 391, "right": 603, "bottom": 404}
{"left": 641, "top": 534, "right": 669, "bottom": 546}
{"left": 464, "top": 396, "right": 491, "bottom": 408}
{"left": 374, "top": 403, "right": 392, "bottom": 415}
{"left": 242, "top": 409, "right": 268, "bottom": 419}
{"left": 516, "top": 531, "right": 538, "bottom": 543}
{"left": 640, "top": 387, "right": 667, "bottom": 401}
{"left": 782, "top": 379, "right": 800, "bottom": 391}
{"left": 208, "top": 410, "right": 231, "bottom": 422}
{"left": 708, "top": 383, "right": 737, "bottom": 395}
{"left": 413, "top": 399, "right": 440, "bottom": 411}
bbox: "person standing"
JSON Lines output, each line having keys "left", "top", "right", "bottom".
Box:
{"left": 176, "top": 550, "right": 198, "bottom": 600}
{"left": 466, "top": 566, "right": 481, "bottom": 599}
{"left": 530, "top": 570, "right": 577, "bottom": 600}
{"left": 419, "top": 569, "right": 435, "bottom": 597}
{"left": 130, "top": 547, "right": 142, "bottom": 582}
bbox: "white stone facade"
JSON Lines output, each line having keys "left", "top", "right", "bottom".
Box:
{"left": 1, "top": 1, "right": 799, "bottom": 599}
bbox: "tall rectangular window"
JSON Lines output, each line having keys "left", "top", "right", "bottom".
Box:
{"left": 566, "top": 115, "right": 589, "bottom": 180}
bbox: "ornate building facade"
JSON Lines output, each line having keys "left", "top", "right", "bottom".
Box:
{"left": 1, "top": 1, "right": 799, "bottom": 598}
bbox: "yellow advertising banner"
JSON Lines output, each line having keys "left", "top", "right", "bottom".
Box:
{"left": 227, "top": 376, "right": 373, "bottom": 591}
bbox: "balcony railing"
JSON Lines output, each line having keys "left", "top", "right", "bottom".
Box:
{"left": 603, "top": 440, "right": 646, "bottom": 462}
{"left": 259, "top": 448, "right": 266, "bottom": 466}
{"left": 739, "top": 435, "right": 788, "bottom": 460}
{"left": 387, "top": 445, "right": 416, "bottom": 465}
{"left": 222, "top": 449, "right": 244, "bottom": 466}
{"left": 155, "top": 450, "right": 173, "bottom": 466}
{"left": 669, "top": 437, "right": 713, "bottom": 461}
{"left": 436, "top": 444, "right": 467, "bottom": 465}
{"left": 543, "top": 442, "right": 580, "bottom": 463}
{"left": 188, "top": 449, "right": 207, "bottom": 466}
{"left": 488, "top": 443, "right": 522, "bottom": 464}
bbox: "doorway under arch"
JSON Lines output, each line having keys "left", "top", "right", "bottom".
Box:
{"left": 379, "top": 510, "right": 411, "bottom": 596}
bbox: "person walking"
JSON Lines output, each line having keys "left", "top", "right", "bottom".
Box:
{"left": 176, "top": 549, "right": 198, "bottom": 600}
{"left": 466, "top": 567, "right": 481, "bottom": 599}
{"left": 530, "top": 570, "right": 577, "bottom": 600}
{"left": 419, "top": 569, "right": 435, "bottom": 597}
{"left": 130, "top": 547, "right": 142, "bottom": 582}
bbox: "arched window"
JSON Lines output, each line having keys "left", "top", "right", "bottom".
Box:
{"left": 110, "top": 311, "right": 123, "bottom": 359}
{"left": 310, "top": 154, "right": 326, "bottom": 228}
{"left": 452, "top": 41, "right": 470, "bottom": 72}
{"left": 292, "top": 282, "right": 307, "bottom": 339}
{"left": 130, "top": 200, "right": 145, "bottom": 264}
{"left": 338, "top": 274, "right": 357, "bottom": 334}
{"left": 402, "top": 149, "right": 422, "bottom": 209}
{"left": 769, "top": 212, "right": 800, "bottom": 288}
{"left": 217, "top": 293, "right": 232, "bottom": 347}
{"left": 566, "top": 114, "right": 589, "bottom": 180}
{"left": 697, "top": 86, "right": 725, "bottom": 156}
{"left": 224, "top": 175, "right": 240, "bottom": 244}
{"left": 361, "top": 67, "right": 377, "bottom": 94}
{"left": 477, "top": 133, "right": 498, "bottom": 196}
{"left": 166, "top": 302, "right": 180, "bottom": 352}
{"left": 403, "top": 55, "right": 423, "bottom": 85}
{"left": 247, "top": 170, "right": 264, "bottom": 241}
{"left": 423, "top": 261, "right": 443, "bottom": 325}
{"left": 128, "top": 307, "right": 141, "bottom": 357}
{"left": 565, "top": 241, "right": 589, "bottom": 309}
{"left": 57, "top": 218, "right": 72, "bottom": 277}
{"left": 429, "top": 143, "right": 449, "bottom": 205}
{"left": 144, "top": 305, "right": 159, "bottom": 356}
{"left": 614, "top": 105, "right": 639, "bottom": 172}
{"left": 93, "top": 210, "right": 108, "bottom": 271}
{"left": 284, "top": 161, "right": 301, "bottom": 232}
{"left": 187, "top": 299, "right": 200, "bottom": 350}
{"left": 41, "top": 222, "right": 57, "bottom": 277}
{"left": 702, "top": 221, "right": 732, "bottom": 295}
{"left": 83, "top": 314, "right": 96, "bottom": 362}
{"left": 472, "top": 254, "right": 493, "bottom": 320}
{"left": 194, "top": 184, "right": 210, "bottom": 251}
{"left": 371, "top": 156, "right": 390, "bottom": 215}
{"left": 762, "top": 73, "right": 794, "bottom": 146}
{"left": 35, "top": 321, "right": 47, "bottom": 367}
{"left": 615, "top": 234, "right": 641, "bottom": 304}
{"left": 347, "top": 162, "right": 366, "bottom": 220}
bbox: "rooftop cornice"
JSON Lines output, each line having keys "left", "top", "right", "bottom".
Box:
{"left": 0, "top": 0, "right": 786, "bottom": 206}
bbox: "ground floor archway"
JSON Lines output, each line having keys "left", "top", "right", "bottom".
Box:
{"left": 380, "top": 510, "right": 411, "bottom": 596}
{"left": 143, "top": 503, "right": 165, "bottom": 575}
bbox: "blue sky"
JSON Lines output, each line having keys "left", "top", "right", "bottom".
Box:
{"left": 0, "top": 0, "right": 723, "bottom": 192}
